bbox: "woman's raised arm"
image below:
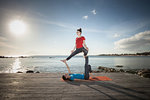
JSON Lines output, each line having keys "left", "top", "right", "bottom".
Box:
{"left": 83, "top": 40, "right": 89, "bottom": 51}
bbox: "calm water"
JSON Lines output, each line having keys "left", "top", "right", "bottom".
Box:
{"left": 0, "top": 56, "right": 150, "bottom": 73}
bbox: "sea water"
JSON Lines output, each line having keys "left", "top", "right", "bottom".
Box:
{"left": 0, "top": 55, "right": 150, "bottom": 73}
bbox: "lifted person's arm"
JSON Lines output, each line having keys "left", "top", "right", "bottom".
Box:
{"left": 83, "top": 40, "right": 88, "bottom": 51}
{"left": 71, "top": 44, "right": 76, "bottom": 53}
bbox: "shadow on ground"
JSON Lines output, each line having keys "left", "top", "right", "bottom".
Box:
{"left": 64, "top": 80, "right": 148, "bottom": 100}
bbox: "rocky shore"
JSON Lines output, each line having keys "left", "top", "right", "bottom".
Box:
{"left": 16, "top": 66, "right": 150, "bottom": 79}
{"left": 17, "top": 70, "right": 40, "bottom": 73}
{"left": 91, "top": 66, "right": 150, "bottom": 78}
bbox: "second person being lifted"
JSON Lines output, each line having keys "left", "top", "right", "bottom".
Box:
{"left": 61, "top": 28, "right": 89, "bottom": 63}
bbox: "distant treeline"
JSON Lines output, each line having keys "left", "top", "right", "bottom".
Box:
{"left": 0, "top": 56, "right": 28, "bottom": 58}
{"left": 98, "top": 52, "right": 150, "bottom": 56}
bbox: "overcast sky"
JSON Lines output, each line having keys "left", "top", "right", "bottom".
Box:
{"left": 0, "top": 0, "right": 150, "bottom": 56}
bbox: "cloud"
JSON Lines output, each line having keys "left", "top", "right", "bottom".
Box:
{"left": 0, "top": 36, "right": 17, "bottom": 49}
{"left": 91, "top": 9, "right": 96, "bottom": 15}
{"left": 32, "top": 17, "right": 105, "bottom": 33}
{"left": 114, "top": 30, "right": 150, "bottom": 51}
{"left": 113, "top": 33, "right": 121, "bottom": 38}
{"left": 26, "top": 13, "right": 107, "bottom": 34}
{"left": 0, "top": 36, "right": 7, "bottom": 41}
{"left": 82, "top": 9, "right": 96, "bottom": 20}
{"left": 82, "top": 15, "right": 88, "bottom": 20}
{"left": 0, "top": 41, "right": 16, "bottom": 49}
{"left": 27, "top": 10, "right": 105, "bottom": 33}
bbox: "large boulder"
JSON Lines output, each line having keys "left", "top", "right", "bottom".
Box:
{"left": 137, "top": 69, "right": 150, "bottom": 78}
{"left": 141, "top": 73, "right": 150, "bottom": 78}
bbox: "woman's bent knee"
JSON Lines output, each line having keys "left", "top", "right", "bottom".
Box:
{"left": 83, "top": 48, "right": 88, "bottom": 56}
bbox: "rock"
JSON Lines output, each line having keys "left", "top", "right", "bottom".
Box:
{"left": 119, "top": 69, "right": 124, "bottom": 72}
{"left": 98, "top": 66, "right": 120, "bottom": 73}
{"left": 137, "top": 69, "right": 150, "bottom": 78}
{"left": 26, "top": 70, "right": 34, "bottom": 73}
{"left": 138, "top": 69, "right": 150, "bottom": 75}
{"left": 36, "top": 71, "right": 40, "bottom": 73}
{"left": 98, "top": 66, "right": 105, "bottom": 70}
{"left": 141, "top": 73, "right": 150, "bottom": 78}
{"left": 125, "top": 70, "right": 137, "bottom": 74}
{"left": 91, "top": 70, "right": 100, "bottom": 73}
{"left": 17, "top": 71, "right": 23, "bottom": 73}
{"left": 91, "top": 70, "right": 96, "bottom": 73}
{"left": 97, "top": 66, "right": 150, "bottom": 78}
{"left": 115, "top": 65, "right": 123, "bottom": 67}
{"left": 110, "top": 68, "right": 116, "bottom": 72}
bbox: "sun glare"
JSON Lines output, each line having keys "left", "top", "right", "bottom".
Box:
{"left": 9, "top": 20, "right": 26, "bottom": 35}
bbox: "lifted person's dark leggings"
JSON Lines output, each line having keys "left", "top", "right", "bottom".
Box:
{"left": 66, "top": 47, "right": 88, "bottom": 61}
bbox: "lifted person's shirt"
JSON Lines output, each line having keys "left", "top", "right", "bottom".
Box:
{"left": 76, "top": 36, "right": 85, "bottom": 48}
{"left": 69, "top": 73, "right": 84, "bottom": 81}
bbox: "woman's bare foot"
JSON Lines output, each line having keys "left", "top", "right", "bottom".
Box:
{"left": 60, "top": 59, "right": 67, "bottom": 63}
{"left": 83, "top": 55, "right": 87, "bottom": 58}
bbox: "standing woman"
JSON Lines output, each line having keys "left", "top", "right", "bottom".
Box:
{"left": 61, "top": 28, "right": 89, "bottom": 63}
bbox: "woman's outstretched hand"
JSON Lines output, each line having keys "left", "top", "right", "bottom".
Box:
{"left": 86, "top": 47, "right": 89, "bottom": 51}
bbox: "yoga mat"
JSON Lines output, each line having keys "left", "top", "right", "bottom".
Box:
{"left": 61, "top": 76, "right": 112, "bottom": 81}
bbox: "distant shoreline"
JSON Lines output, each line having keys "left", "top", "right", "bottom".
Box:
{"left": 0, "top": 54, "right": 150, "bottom": 58}
{"left": 98, "top": 51, "right": 150, "bottom": 56}
{"left": 0, "top": 52, "right": 150, "bottom": 58}
{"left": 98, "top": 55, "right": 150, "bottom": 56}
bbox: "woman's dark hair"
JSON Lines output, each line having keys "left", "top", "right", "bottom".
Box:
{"left": 77, "top": 28, "right": 82, "bottom": 33}
{"left": 62, "top": 75, "right": 69, "bottom": 80}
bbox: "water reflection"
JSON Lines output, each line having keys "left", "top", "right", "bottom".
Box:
{"left": 1, "top": 56, "right": 150, "bottom": 73}
{"left": 9, "top": 58, "right": 22, "bottom": 73}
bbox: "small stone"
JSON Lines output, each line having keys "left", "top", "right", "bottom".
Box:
{"left": 36, "top": 71, "right": 40, "bottom": 73}
{"left": 17, "top": 71, "right": 23, "bottom": 73}
{"left": 26, "top": 70, "right": 34, "bottom": 73}
{"left": 115, "top": 65, "right": 123, "bottom": 67}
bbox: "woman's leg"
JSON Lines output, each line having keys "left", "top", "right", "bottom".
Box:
{"left": 82, "top": 47, "right": 88, "bottom": 57}
{"left": 84, "top": 56, "right": 89, "bottom": 80}
{"left": 66, "top": 48, "right": 82, "bottom": 61}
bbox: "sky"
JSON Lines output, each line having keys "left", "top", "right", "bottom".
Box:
{"left": 0, "top": 0, "right": 150, "bottom": 56}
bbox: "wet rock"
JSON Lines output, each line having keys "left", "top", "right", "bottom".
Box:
{"left": 91, "top": 70, "right": 100, "bottom": 73}
{"left": 36, "top": 71, "right": 40, "bottom": 73}
{"left": 97, "top": 65, "right": 150, "bottom": 78}
{"left": 141, "top": 73, "right": 150, "bottom": 78}
{"left": 98, "top": 66, "right": 118, "bottom": 72}
{"left": 98, "top": 66, "right": 105, "bottom": 70}
{"left": 110, "top": 68, "right": 116, "bottom": 72}
{"left": 125, "top": 70, "right": 137, "bottom": 74}
{"left": 17, "top": 71, "right": 23, "bottom": 73}
{"left": 119, "top": 69, "right": 124, "bottom": 72}
{"left": 137, "top": 69, "right": 150, "bottom": 78}
{"left": 138, "top": 69, "right": 150, "bottom": 75}
{"left": 115, "top": 65, "right": 123, "bottom": 67}
{"left": 26, "top": 70, "right": 34, "bottom": 73}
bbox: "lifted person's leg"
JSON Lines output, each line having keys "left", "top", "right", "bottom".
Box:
{"left": 82, "top": 47, "right": 88, "bottom": 58}
{"left": 61, "top": 48, "right": 82, "bottom": 63}
{"left": 66, "top": 48, "right": 82, "bottom": 61}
